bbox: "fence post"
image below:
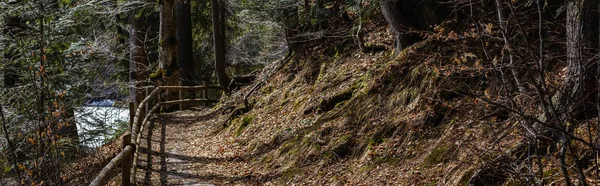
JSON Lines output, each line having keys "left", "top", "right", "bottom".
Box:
{"left": 129, "top": 102, "right": 135, "bottom": 130}
{"left": 178, "top": 80, "right": 183, "bottom": 111}
{"left": 202, "top": 80, "right": 207, "bottom": 106}
{"left": 122, "top": 133, "right": 132, "bottom": 186}
{"left": 144, "top": 87, "right": 149, "bottom": 117}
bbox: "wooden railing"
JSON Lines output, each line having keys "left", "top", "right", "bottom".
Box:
{"left": 89, "top": 84, "right": 222, "bottom": 186}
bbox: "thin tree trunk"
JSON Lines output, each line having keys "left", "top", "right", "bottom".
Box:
{"left": 559, "top": 141, "right": 572, "bottom": 186}
{"left": 597, "top": 0, "right": 600, "bottom": 176}
{"left": 0, "top": 104, "right": 21, "bottom": 181}
{"left": 495, "top": 0, "right": 525, "bottom": 92}
{"left": 558, "top": 1, "right": 585, "bottom": 185}
{"left": 564, "top": 0, "right": 583, "bottom": 111}
{"left": 212, "top": 0, "right": 230, "bottom": 90}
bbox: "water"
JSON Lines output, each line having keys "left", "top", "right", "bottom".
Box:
{"left": 75, "top": 105, "right": 129, "bottom": 149}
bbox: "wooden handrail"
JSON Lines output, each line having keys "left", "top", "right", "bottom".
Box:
{"left": 159, "top": 98, "right": 219, "bottom": 106}
{"left": 90, "top": 84, "right": 223, "bottom": 186}
{"left": 130, "top": 103, "right": 161, "bottom": 182}
{"left": 130, "top": 87, "right": 160, "bottom": 146}
{"left": 89, "top": 144, "right": 133, "bottom": 186}
{"left": 159, "top": 85, "right": 223, "bottom": 90}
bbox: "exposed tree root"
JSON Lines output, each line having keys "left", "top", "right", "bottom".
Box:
{"left": 220, "top": 51, "right": 294, "bottom": 127}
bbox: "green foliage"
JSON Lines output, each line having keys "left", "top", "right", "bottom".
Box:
{"left": 104, "top": 120, "right": 130, "bottom": 143}
{"left": 0, "top": 0, "right": 146, "bottom": 183}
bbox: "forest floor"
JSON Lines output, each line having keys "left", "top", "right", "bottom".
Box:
{"left": 134, "top": 108, "right": 274, "bottom": 185}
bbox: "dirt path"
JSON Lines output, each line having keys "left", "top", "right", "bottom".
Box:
{"left": 134, "top": 108, "right": 268, "bottom": 185}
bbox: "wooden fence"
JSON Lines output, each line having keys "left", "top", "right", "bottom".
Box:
{"left": 89, "top": 84, "right": 222, "bottom": 186}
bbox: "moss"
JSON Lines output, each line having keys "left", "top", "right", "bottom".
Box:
{"left": 261, "top": 154, "right": 273, "bottom": 163}
{"left": 312, "top": 143, "right": 322, "bottom": 152}
{"left": 314, "top": 61, "right": 328, "bottom": 85}
{"left": 282, "top": 168, "right": 304, "bottom": 181}
{"left": 280, "top": 99, "right": 290, "bottom": 106}
{"left": 543, "top": 167, "right": 559, "bottom": 178}
{"left": 293, "top": 98, "right": 304, "bottom": 110}
{"left": 278, "top": 136, "right": 301, "bottom": 156}
{"left": 374, "top": 156, "right": 401, "bottom": 164}
{"left": 149, "top": 68, "right": 165, "bottom": 79}
{"left": 235, "top": 115, "right": 254, "bottom": 137}
{"left": 339, "top": 134, "right": 353, "bottom": 143}
{"left": 329, "top": 134, "right": 355, "bottom": 159}
{"left": 334, "top": 100, "right": 345, "bottom": 109}
{"left": 323, "top": 151, "right": 334, "bottom": 160}
{"left": 1, "top": 157, "right": 10, "bottom": 174}
{"left": 261, "top": 85, "right": 274, "bottom": 94}
{"left": 358, "top": 165, "right": 375, "bottom": 174}
{"left": 425, "top": 146, "right": 448, "bottom": 165}
{"left": 458, "top": 169, "right": 474, "bottom": 186}
{"left": 317, "top": 170, "right": 326, "bottom": 176}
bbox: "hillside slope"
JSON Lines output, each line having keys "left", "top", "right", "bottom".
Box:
{"left": 205, "top": 24, "right": 526, "bottom": 185}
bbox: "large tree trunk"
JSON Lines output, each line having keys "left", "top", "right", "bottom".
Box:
{"left": 159, "top": 0, "right": 178, "bottom": 86}
{"left": 212, "top": 0, "right": 230, "bottom": 90}
{"left": 379, "top": 0, "right": 423, "bottom": 55}
{"left": 176, "top": 0, "right": 196, "bottom": 86}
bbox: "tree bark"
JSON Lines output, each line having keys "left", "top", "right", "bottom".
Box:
{"left": 380, "top": 0, "right": 423, "bottom": 55}
{"left": 159, "top": 0, "right": 178, "bottom": 86}
{"left": 564, "top": 0, "right": 584, "bottom": 111}
{"left": 129, "top": 11, "right": 149, "bottom": 106}
{"left": 212, "top": 0, "right": 230, "bottom": 90}
{"left": 176, "top": 0, "right": 196, "bottom": 86}
{"left": 561, "top": 1, "right": 587, "bottom": 184}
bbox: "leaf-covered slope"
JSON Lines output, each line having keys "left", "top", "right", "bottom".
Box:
{"left": 216, "top": 29, "right": 522, "bottom": 185}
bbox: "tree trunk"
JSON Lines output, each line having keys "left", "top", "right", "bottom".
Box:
{"left": 129, "top": 11, "right": 149, "bottom": 106}
{"left": 561, "top": 1, "right": 587, "bottom": 184}
{"left": 563, "top": 0, "right": 584, "bottom": 115}
{"left": 159, "top": 0, "right": 178, "bottom": 86}
{"left": 176, "top": 0, "right": 196, "bottom": 86}
{"left": 494, "top": 0, "right": 525, "bottom": 92}
{"left": 380, "top": 0, "right": 416, "bottom": 55}
{"left": 212, "top": 0, "right": 230, "bottom": 90}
